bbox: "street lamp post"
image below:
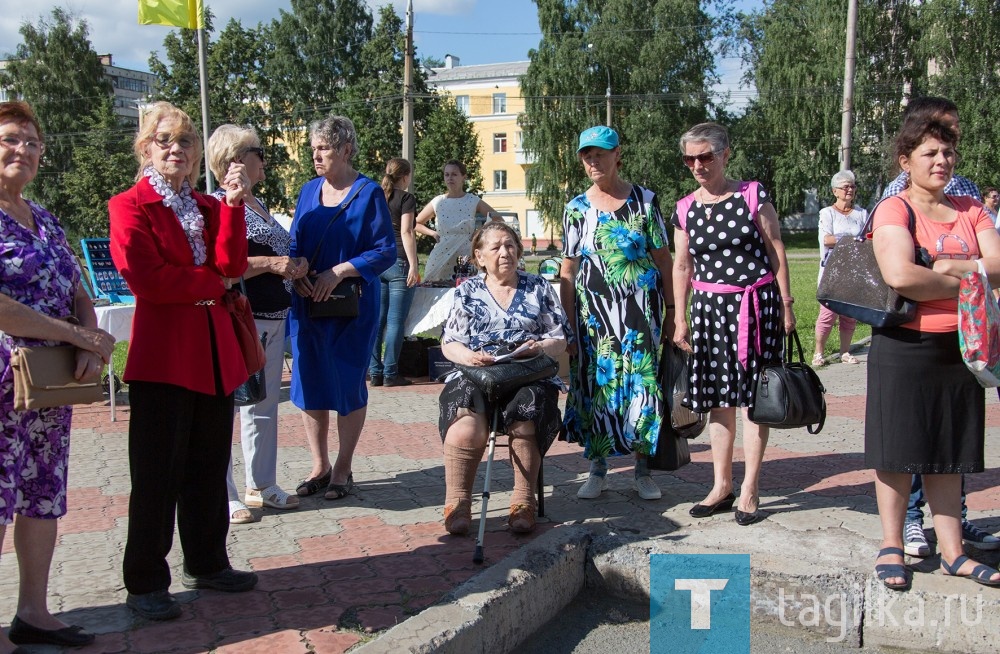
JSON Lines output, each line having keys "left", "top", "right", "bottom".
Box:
{"left": 604, "top": 67, "right": 612, "bottom": 128}
{"left": 587, "top": 43, "right": 612, "bottom": 128}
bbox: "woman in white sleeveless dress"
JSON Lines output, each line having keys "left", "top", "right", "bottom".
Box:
{"left": 416, "top": 160, "right": 501, "bottom": 282}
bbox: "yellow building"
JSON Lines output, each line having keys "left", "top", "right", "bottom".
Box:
{"left": 426, "top": 56, "right": 548, "bottom": 244}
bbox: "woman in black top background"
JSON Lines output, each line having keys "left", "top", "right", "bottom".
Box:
{"left": 369, "top": 158, "right": 419, "bottom": 387}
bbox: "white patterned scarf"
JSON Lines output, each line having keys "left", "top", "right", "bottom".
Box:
{"left": 144, "top": 166, "right": 207, "bottom": 265}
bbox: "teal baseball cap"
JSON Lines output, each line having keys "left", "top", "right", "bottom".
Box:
{"left": 577, "top": 125, "right": 619, "bottom": 152}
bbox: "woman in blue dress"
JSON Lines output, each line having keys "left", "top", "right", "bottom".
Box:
{"left": 290, "top": 116, "right": 396, "bottom": 500}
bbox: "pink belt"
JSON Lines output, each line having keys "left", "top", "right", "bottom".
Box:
{"left": 691, "top": 271, "right": 775, "bottom": 370}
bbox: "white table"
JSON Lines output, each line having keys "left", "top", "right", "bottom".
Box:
{"left": 404, "top": 287, "right": 455, "bottom": 336}
{"left": 95, "top": 304, "right": 135, "bottom": 421}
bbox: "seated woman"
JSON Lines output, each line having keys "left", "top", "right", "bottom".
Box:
{"left": 438, "top": 222, "right": 570, "bottom": 534}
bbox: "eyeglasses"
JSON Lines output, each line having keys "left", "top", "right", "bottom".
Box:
{"left": 681, "top": 152, "right": 719, "bottom": 167}
{"left": 242, "top": 146, "right": 265, "bottom": 163}
{"left": 835, "top": 184, "right": 857, "bottom": 190}
{"left": 152, "top": 132, "right": 196, "bottom": 150}
{"left": 0, "top": 135, "right": 45, "bottom": 155}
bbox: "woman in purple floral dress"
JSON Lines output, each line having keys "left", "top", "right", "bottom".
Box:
{"left": 0, "top": 101, "right": 114, "bottom": 650}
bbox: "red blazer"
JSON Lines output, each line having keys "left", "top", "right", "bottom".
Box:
{"left": 109, "top": 177, "right": 248, "bottom": 395}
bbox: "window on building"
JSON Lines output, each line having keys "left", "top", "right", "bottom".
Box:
{"left": 455, "top": 95, "right": 470, "bottom": 115}
{"left": 492, "top": 93, "right": 507, "bottom": 114}
{"left": 493, "top": 133, "right": 507, "bottom": 153}
{"left": 494, "top": 170, "right": 507, "bottom": 191}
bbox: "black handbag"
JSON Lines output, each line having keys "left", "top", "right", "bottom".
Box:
{"left": 817, "top": 198, "right": 931, "bottom": 328}
{"left": 307, "top": 279, "right": 361, "bottom": 318}
{"left": 234, "top": 331, "right": 267, "bottom": 406}
{"left": 663, "top": 344, "right": 708, "bottom": 439}
{"left": 747, "top": 330, "right": 827, "bottom": 434}
{"left": 305, "top": 180, "right": 369, "bottom": 319}
{"left": 456, "top": 354, "right": 559, "bottom": 403}
{"left": 648, "top": 422, "right": 691, "bottom": 471}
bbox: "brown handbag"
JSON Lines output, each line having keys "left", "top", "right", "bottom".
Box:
{"left": 11, "top": 345, "right": 104, "bottom": 411}
{"left": 222, "top": 282, "right": 266, "bottom": 376}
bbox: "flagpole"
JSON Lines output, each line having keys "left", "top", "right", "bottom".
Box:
{"left": 196, "top": 26, "right": 213, "bottom": 193}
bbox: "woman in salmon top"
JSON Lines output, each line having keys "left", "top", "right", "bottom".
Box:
{"left": 868, "top": 115, "right": 1000, "bottom": 591}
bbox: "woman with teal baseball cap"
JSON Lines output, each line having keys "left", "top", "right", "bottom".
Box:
{"left": 559, "top": 125, "right": 675, "bottom": 501}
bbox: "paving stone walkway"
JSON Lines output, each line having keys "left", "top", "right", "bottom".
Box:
{"left": 2, "top": 347, "right": 999, "bottom": 653}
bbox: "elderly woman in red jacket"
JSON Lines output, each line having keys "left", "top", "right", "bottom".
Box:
{"left": 109, "top": 102, "right": 256, "bottom": 621}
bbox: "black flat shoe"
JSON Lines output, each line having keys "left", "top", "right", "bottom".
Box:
{"left": 689, "top": 492, "right": 736, "bottom": 518}
{"left": 734, "top": 509, "right": 763, "bottom": 526}
{"left": 8, "top": 615, "right": 95, "bottom": 646}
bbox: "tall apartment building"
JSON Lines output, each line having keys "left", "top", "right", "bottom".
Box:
{"left": 0, "top": 54, "right": 156, "bottom": 126}
{"left": 426, "top": 55, "right": 547, "bottom": 241}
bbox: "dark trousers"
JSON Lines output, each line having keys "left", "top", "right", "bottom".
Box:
{"left": 123, "top": 381, "right": 234, "bottom": 594}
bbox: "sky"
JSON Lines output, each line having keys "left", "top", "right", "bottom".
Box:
{"left": 0, "top": 0, "right": 543, "bottom": 71}
{"left": 0, "top": 0, "right": 754, "bottom": 107}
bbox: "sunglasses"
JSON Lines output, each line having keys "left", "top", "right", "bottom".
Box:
{"left": 242, "top": 146, "right": 265, "bottom": 163}
{"left": 681, "top": 151, "right": 719, "bottom": 167}
{"left": 152, "top": 132, "right": 197, "bottom": 149}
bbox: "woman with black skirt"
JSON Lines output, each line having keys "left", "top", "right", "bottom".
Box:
{"left": 868, "top": 114, "right": 1000, "bottom": 590}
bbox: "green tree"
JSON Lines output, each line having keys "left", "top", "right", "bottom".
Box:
{"left": 147, "top": 9, "right": 216, "bottom": 124}
{"left": 737, "top": 1, "right": 921, "bottom": 213}
{"left": 266, "top": 0, "right": 375, "bottom": 192}
{"left": 921, "top": 0, "right": 1000, "bottom": 191}
{"left": 339, "top": 4, "right": 426, "bottom": 179}
{"left": 413, "top": 97, "right": 483, "bottom": 208}
{"left": 520, "top": 0, "right": 717, "bottom": 230}
{"left": 0, "top": 8, "right": 112, "bottom": 229}
{"left": 62, "top": 101, "right": 136, "bottom": 241}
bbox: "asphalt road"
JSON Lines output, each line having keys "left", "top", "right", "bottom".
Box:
{"left": 519, "top": 592, "right": 920, "bottom": 654}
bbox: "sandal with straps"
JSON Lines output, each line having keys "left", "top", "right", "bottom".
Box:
{"left": 840, "top": 353, "right": 860, "bottom": 365}
{"left": 296, "top": 468, "right": 331, "bottom": 497}
{"left": 811, "top": 353, "right": 826, "bottom": 367}
{"left": 324, "top": 473, "right": 354, "bottom": 500}
{"left": 875, "top": 546, "right": 911, "bottom": 591}
{"left": 941, "top": 554, "right": 1000, "bottom": 587}
{"left": 229, "top": 500, "right": 255, "bottom": 525}
{"left": 245, "top": 485, "right": 300, "bottom": 510}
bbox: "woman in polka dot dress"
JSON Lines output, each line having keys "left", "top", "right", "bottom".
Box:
{"left": 671, "top": 123, "right": 795, "bottom": 526}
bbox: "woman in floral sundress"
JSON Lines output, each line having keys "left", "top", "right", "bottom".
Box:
{"left": 560, "top": 126, "right": 674, "bottom": 501}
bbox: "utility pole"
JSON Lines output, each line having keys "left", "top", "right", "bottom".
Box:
{"left": 197, "top": 27, "right": 213, "bottom": 192}
{"left": 402, "top": 0, "right": 415, "bottom": 188}
{"left": 839, "top": 0, "right": 858, "bottom": 171}
{"left": 605, "top": 68, "right": 612, "bottom": 128}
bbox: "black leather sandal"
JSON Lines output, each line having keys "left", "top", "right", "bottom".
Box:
{"left": 324, "top": 473, "right": 354, "bottom": 500}
{"left": 295, "top": 467, "right": 331, "bottom": 497}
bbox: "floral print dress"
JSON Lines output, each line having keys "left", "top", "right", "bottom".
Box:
{"left": 561, "top": 185, "right": 669, "bottom": 459}
{"left": 438, "top": 271, "right": 571, "bottom": 453}
{"left": 0, "top": 202, "right": 82, "bottom": 521}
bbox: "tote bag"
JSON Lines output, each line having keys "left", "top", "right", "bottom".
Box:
{"left": 958, "top": 259, "right": 1000, "bottom": 387}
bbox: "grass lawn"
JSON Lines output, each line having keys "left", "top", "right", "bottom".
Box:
{"left": 107, "top": 234, "right": 839, "bottom": 386}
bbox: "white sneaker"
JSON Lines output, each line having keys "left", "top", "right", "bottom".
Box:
{"left": 633, "top": 475, "right": 662, "bottom": 500}
{"left": 577, "top": 474, "right": 607, "bottom": 499}
{"left": 903, "top": 520, "right": 929, "bottom": 557}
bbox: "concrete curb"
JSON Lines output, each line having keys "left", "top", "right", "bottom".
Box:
{"left": 352, "top": 527, "right": 592, "bottom": 654}
{"left": 355, "top": 529, "right": 1000, "bottom": 653}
